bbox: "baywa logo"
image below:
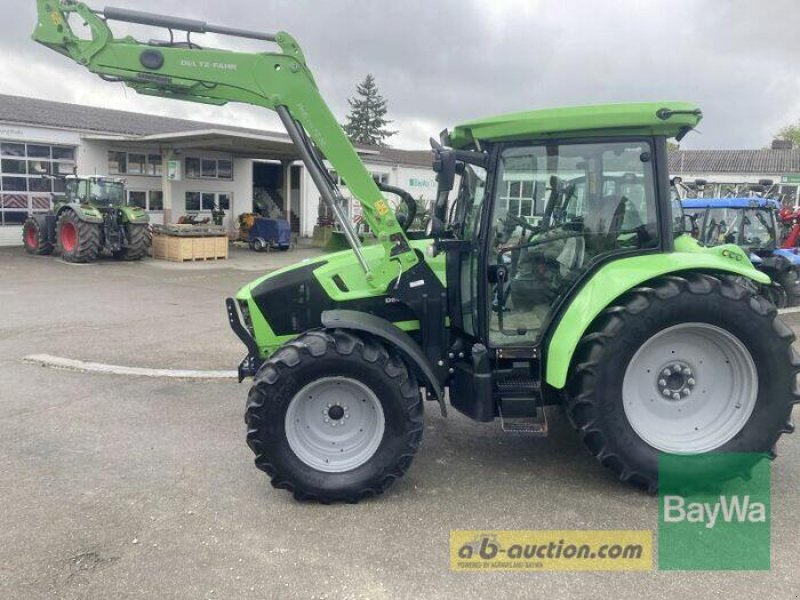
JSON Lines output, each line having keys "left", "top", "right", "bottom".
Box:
{"left": 658, "top": 453, "right": 771, "bottom": 571}
{"left": 663, "top": 494, "right": 767, "bottom": 529}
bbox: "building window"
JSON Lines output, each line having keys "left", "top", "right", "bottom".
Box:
{"left": 148, "top": 154, "right": 163, "bottom": 176}
{"left": 218, "top": 160, "right": 233, "bottom": 179}
{"left": 27, "top": 145, "right": 51, "bottom": 159}
{"left": 108, "top": 151, "right": 162, "bottom": 176}
{"left": 201, "top": 159, "right": 217, "bottom": 178}
{"left": 372, "top": 172, "right": 390, "bottom": 185}
{"left": 501, "top": 178, "right": 538, "bottom": 218}
{"left": 127, "top": 153, "right": 146, "bottom": 175}
{"left": 128, "top": 190, "right": 163, "bottom": 211}
{"left": 108, "top": 152, "right": 127, "bottom": 174}
{"left": 52, "top": 147, "right": 75, "bottom": 161}
{"left": 185, "top": 158, "right": 201, "bottom": 179}
{"left": 1, "top": 159, "right": 26, "bottom": 174}
{"left": 1, "top": 143, "right": 25, "bottom": 157}
{"left": 0, "top": 141, "right": 75, "bottom": 225}
{"left": 185, "top": 191, "right": 231, "bottom": 212}
{"left": 185, "top": 191, "right": 201, "bottom": 211}
{"left": 185, "top": 157, "right": 233, "bottom": 180}
{"left": 149, "top": 190, "right": 163, "bottom": 211}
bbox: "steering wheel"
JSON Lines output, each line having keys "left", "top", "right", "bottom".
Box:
{"left": 376, "top": 182, "right": 417, "bottom": 232}
{"left": 503, "top": 213, "right": 538, "bottom": 233}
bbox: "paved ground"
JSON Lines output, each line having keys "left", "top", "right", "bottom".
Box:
{"left": 1, "top": 246, "right": 799, "bottom": 599}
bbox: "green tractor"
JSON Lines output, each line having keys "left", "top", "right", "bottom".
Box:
{"left": 22, "top": 174, "right": 150, "bottom": 262}
{"left": 35, "top": 1, "right": 799, "bottom": 502}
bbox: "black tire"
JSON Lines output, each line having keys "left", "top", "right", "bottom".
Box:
{"left": 245, "top": 330, "right": 423, "bottom": 503}
{"left": 22, "top": 217, "right": 53, "bottom": 255}
{"left": 113, "top": 223, "right": 151, "bottom": 261}
{"left": 57, "top": 210, "right": 101, "bottom": 263}
{"left": 565, "top": 273, "right": 799, "bottom": 492}
{"left": 777, "top": 267, "right": 800, "bottom": 307}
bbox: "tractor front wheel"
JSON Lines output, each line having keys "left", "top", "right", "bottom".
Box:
{"left": 565, "top": 273, "right": 798, "bottom": 492}
{"left": 22, "top": 217, "right": 53, "bottom": 255}
{"left": 57, "top": 211, "right": 101, "bottom": 263}
{"left": 245, "top": 330, "right": 423, "bottom": 503}
{"left": 113, "top": 223, "right": 151, "bottom": 261}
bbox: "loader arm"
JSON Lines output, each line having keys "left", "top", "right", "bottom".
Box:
{"left": 32, "top": 0, "right": 418, "bottom": 288}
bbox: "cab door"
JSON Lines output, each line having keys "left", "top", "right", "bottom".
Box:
{"left": 484, "top": 139, "right": 662, "bottom": 349}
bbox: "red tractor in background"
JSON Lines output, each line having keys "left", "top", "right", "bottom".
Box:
{"left": 779, "top": 206, "right": 800, "bottom": 249}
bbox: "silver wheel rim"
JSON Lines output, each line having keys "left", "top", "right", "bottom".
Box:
{"left": 622, "top": 323, "right": 758, "bottom": 454}
{"left": 285, "top": 377, "right": 385, "bottom": 473}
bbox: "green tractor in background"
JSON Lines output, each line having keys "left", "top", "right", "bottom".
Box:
{"left": 22, "top": 175, "right": 150, "bottom": 262}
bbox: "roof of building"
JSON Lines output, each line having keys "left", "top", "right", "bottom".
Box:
{"left": 0, "top": 94, "right": 431, "bottom": 168}
{"left": 669, "top": 149, "right": 800, "bottom": 174}
{"left": 450, "top": 102, "right": 702, "bottom": 148}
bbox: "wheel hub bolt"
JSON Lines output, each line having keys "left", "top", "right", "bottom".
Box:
{"left": 656, "top": 360, "right": 696, "bottom": 400}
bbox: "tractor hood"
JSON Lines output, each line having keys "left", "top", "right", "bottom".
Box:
{"left": 235, "top": 241, "right": 445, "bottom": 356}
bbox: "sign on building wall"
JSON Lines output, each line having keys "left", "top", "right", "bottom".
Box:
{"left": 781, "top": 175, "right": 800, "bottom": 184}
{"left": 167, "top": 159, "right": 182, "bottom": 181}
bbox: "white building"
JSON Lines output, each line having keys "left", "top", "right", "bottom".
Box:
{"left": 0, "top": 94, "right": 436, "bottom": 247}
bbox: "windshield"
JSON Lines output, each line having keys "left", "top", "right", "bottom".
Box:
{"left": 447, "top": 164, "right": 487, "bottom": 240}
{"left": 90, "top": 180, "right": 125, "bottom": 205}
{"left": 700, "top": 207, "right": 775, "bottom": 248}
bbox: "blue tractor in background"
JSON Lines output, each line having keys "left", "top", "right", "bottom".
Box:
{"left": 682, "top": 197, "right": 800, "bottom": 307}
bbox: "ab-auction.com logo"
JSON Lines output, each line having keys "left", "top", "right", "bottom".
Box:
{"left": 450, "top": 530, "right": 651, "bottom": 571}
{"left": 658, "top": 453, "right": 771, "bottom": 571}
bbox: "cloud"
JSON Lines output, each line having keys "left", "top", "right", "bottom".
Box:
{"left": 3, "top": 0, "right": 799, "bottom": 150}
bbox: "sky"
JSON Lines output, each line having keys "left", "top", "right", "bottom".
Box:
{"left": 3, "top": 0, "right": 799, "bottom": 150}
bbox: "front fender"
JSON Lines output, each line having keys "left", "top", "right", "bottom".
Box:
{"left": 545, "top": 235, "right": 770, "bottom": 389}
{"left": 56, "top": 203, "right": 103, "bottom": 224}
{"left": 118, "top": 205, "right": 150, "bottom": 224}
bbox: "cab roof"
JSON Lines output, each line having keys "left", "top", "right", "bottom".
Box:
{"left": 449, "top": 102, "right": 702, "bottom": 149}
{"left": 681, "top": 197, "right": 780, "bottom": 210}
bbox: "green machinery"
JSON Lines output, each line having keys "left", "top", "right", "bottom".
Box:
{"left": 23, "top": 174, "right": 150, "bottom": 262}
{"left": 34, "top": 1, "right": 798, "bottom": 502}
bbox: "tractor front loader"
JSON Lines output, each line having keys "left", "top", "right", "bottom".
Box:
{"left": 23, "top": 174, "right": 150, "bottom": 262}
{"left": 34, "top": 1, "right": 799, "bottom": 503}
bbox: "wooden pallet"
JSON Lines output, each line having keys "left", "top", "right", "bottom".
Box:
{"left": 151, "top": 233, "right": 229, "bottom": 262}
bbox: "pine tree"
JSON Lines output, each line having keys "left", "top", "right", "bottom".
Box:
{"left": 342, "top": 74, "right": 397, "bottom": 147}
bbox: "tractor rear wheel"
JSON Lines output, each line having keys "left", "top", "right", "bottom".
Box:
{"left": 565, "top": 273, "right": 799, "bottom": 492}
{"left": 113, "top": 223, "right": 151, "bottom": 261}
{"left": 777, "top": 268, "right": 800, "bottom": 307}
{"left": 245, "top": 330, "right": 423, "bottom": 503}
{"left": 22, "top": 217, "right": 53, "bottom": 255}
{"left": 57, "top": 210, "right": 101, "bottom": 263}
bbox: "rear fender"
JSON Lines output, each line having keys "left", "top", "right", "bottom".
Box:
{"left": 545, "top": 235, "right": 770, "bottom": 389}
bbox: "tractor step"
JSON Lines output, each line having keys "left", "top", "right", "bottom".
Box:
{"left": 500, "top": 416, "right": 548, "bottom": 435}
{"left": 495, "top": 375, "right": 541, "bottom": 396}
{"left": 498, "top": 396, "right": 548, "bottom": 436}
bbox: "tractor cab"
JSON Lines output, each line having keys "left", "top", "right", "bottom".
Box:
{"left": 64, "top": 176, "right": 126, "bottom": 209}
{"left": 681, "top": 197, "right": 781, "bottom": 257}
{"left": 432, "top": 105, "right": 689, "bottom": 354}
